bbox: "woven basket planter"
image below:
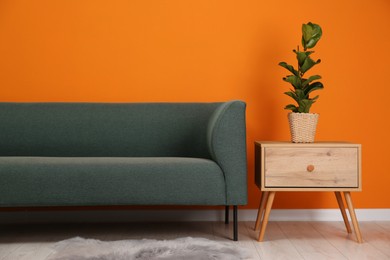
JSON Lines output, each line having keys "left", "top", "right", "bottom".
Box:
{"left": 288, "top": 113, "right": 319, "bottom": 143}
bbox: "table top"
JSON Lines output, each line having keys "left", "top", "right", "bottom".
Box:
{"left": 255, "top": 141, "right": 361, "bottom": 148}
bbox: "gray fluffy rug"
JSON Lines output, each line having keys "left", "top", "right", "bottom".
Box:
{"left": 48, "top": 237, "right": 252, "bottom": 260}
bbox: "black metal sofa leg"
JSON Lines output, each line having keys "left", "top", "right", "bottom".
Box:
{"left": 225, "top": 205, "right": 238, "bottom": 241}
{"left": 233, "top": 205, "right": 238, "bottom": 241}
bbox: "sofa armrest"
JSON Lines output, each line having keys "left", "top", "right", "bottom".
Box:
{"left": 207, "top": 100, "right": 247, "bottom": 205}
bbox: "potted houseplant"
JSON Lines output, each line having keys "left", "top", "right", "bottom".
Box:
{"left": 279, "top": 22, "right": 324, "bottom": 143}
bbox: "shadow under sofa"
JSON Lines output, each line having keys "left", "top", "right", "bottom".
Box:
{"left": 0, "top": 100, "right": 247, "bottom": 240}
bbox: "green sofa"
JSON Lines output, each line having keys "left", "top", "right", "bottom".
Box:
{"left": 0, "top": 100, "right": 247, "bottom": 240}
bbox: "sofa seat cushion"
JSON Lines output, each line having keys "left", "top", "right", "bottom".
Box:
{"left": 0, "top": 157, "right": 226, "bottom": 206}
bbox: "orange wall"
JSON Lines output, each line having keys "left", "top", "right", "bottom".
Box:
{"left": 1, "top": 0, "right": 389, "bottom": 209}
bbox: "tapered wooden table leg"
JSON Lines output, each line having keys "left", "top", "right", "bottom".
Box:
{"left": 344, "top": 192, "right": 363, "bottom": 243}
{"left": 254, "top": 191, "right": 269, "bottom": 231}
{"left": 258, "top": 191, "right": 276, "bottom": 242}
{"left": 335, "top": 192, "right": 352, "bottom": 233}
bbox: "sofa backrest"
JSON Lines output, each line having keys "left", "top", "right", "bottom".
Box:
{"left": 0, "top": 102, "right": 223, "bottom": 158}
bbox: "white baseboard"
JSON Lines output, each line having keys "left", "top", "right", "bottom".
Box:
{"left": 1, "top": 209, "right": 389, "bottom": 223}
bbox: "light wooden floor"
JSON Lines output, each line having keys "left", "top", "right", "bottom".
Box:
{"left": 1, "top": 221, "right": 389, "bottom": 259}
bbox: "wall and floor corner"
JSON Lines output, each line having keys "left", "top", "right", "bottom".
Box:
{"left": 1, "top": 1, "right": 389, "bottom": 220}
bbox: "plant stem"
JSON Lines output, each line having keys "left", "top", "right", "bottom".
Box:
{"left": 297, "top": 45, "right": 303, "bottom": 79}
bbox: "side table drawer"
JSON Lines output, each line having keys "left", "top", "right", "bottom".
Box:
{"left": 265, "top": 147, "right": 360, "bottom": 188}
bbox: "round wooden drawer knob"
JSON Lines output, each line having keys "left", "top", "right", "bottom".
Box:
{"left": 307, "top": 165, "right": 315, "bottom": 172}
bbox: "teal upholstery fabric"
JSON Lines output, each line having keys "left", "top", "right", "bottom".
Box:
{"left": 207, "top": 101, "right": 247, "bottom": 205}
{"left": 0, "top": 157, "right": 226, "bottom": 206}
{"left": 0, "top": 103, "right": 218, "bottom": 158}
{"left": 0, "top": 101, "right": 247, "bottom": 207}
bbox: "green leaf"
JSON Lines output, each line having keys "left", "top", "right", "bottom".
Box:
{"left": 295, "top": 51, "right": 313, "bottom": 67}
{"left": 311, "top": 95, "right": 319, "bottom": 102}
{"left": 295, "top": 88, "right": 307, "bottom": 99}
{"left": 283, "top": 75, "right": 301, "bottom": 89}
{"left": 304, "top": 82, "right": 324, "bottom": 95}
{"left": 302, "top": 22, "right": 322, "bottom": 50}
{"left": 296, "top": 51, "right": 306, "bottom": 67}
{"left": 284, "top": 104, "right": 298, "bottom": 112}
{"left": 298, "top": 99, "right": 314, "bottom": 113}
{"left": 284, "top": 91, "right": 298, "bottom": 102}
{"left": 300, "top": 57, "right": 321, "bottom": 74}
{"left": 279, "top": 62, "right": 299, "bottom": 76}
{"left": 302, "top": 75, "right": 321, "bottom": 88}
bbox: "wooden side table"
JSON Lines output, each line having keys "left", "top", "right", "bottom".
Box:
{"left": 254, "top": 141, "right": 363, "bottom": 243}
